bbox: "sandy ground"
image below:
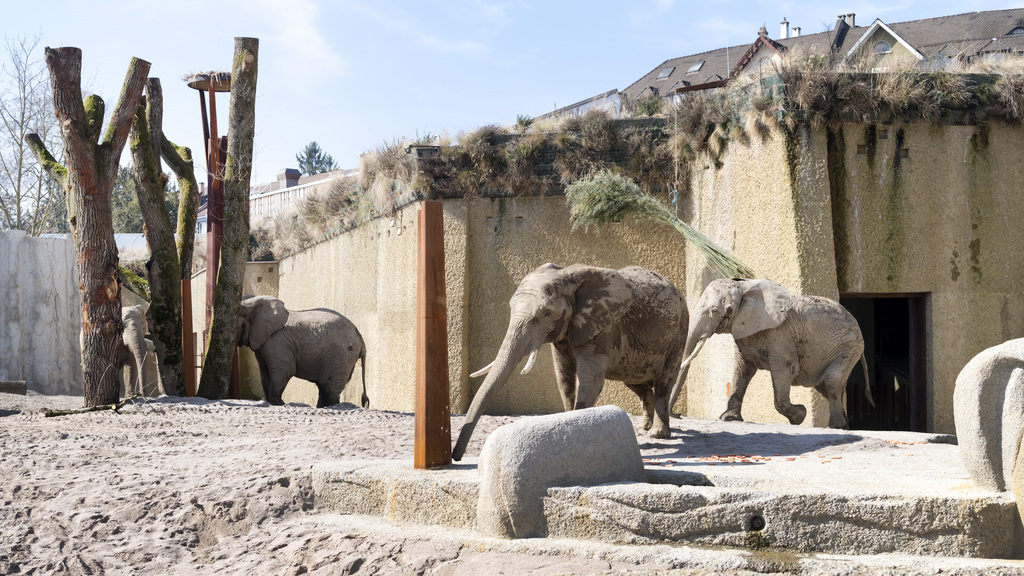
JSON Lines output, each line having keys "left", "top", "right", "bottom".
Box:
{"left": 3, "top": 392, "right": 1024, "bottom": 576}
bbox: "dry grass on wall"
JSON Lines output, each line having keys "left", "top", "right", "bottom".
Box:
{"left": 261, "top": 54, "right": 1024, "bottom": 258}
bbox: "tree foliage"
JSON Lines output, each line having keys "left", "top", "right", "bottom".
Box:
{"left": 295, "top": 140, "right": 338, "bottom": 175}
{"left": 0, "top": 34, "right": 64, "bottom": 234}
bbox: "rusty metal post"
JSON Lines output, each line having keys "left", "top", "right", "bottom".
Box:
{"left": 181, "top": 279, "right": 196, "bottom": 396}
{"left": 415, "top": 200, "right": 451, "bottom": 469}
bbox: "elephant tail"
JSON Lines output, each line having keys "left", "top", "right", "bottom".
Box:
{"left": 359, "top": 345, "right": 370, "bottom": 409}
{"left": 860, "top": 353, "right": 875, "bottom": 408}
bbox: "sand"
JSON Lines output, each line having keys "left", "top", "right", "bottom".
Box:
{"left": 3, "top": 392, "right": 1024, "bottom": 576}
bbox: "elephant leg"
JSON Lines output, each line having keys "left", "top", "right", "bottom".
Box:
{"left": 721, "top": 359, "right": 757, "bottom": 422}
{"left": 818, "top": 353, "right": 859, "bottom": 429}
{"left": 552, "top": 341, "right": 578, "bottom": 412}
{"left": 768, "top": 361, "right": 806, "bottom": 425}
{"left": 316, "top": 374, "right": 342, "bottom": 408}
{"left": 625, "top": 383, "right": 654, "bottom": 430}
{"left": 573, "top": 353, "right": 609, "bottom": 410}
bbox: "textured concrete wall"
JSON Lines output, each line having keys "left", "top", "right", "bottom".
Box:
{"left": 682, "top": 125, "right": 834, "bottom": 427}
{"left": 252, "top": 121, "right": 1024, "bottom": 434}
{"left": 0, "top": 231, "right": 82, "bottom": 394}
{"left": 276, "top": 208, "right": 419, "bottom": 410}
{"left": 830, "top": 122, "right": 1024, "bottom": 434}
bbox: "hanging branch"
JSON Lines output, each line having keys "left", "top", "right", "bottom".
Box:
{"left": 566, "top": 169, "right": 755, "bottom": 279}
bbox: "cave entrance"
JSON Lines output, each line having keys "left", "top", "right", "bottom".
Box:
{"left": 839, "top": 294, "right": 928, "bottom": 432}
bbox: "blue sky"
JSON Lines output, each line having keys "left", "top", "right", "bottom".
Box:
{"left": 2, "top": 0, "right": 1018, "bottom": 186}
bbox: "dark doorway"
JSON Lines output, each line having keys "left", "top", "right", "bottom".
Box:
{"left": 839, "top": 294, "right": 928, "bottom": 432}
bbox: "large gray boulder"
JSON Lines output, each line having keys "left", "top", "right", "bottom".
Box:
{"left": 953, "top": 338, "right": 1024, "bottom": 492}
{"left": 476, "top": 405, "right": 646, "bottom": 538}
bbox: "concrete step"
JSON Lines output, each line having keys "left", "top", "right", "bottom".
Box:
{"left": 312, "top": 417, "right": 1022, "bottom": 559}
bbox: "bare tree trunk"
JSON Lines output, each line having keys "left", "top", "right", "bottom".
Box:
{"left": 129, "top": 78, "right": 185, "bottom": 395}
{"left": 25, "top": 47, "right": 149, "bottom": 406}
{"left": 197, "top": 37, "right": 258, "bottom": 399}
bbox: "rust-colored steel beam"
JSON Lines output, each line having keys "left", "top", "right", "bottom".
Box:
{"left": 414, "top": 201, "right": 452, "bottom": 469}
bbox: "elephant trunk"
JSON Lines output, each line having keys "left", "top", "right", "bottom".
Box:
{"left": 667, "top": 315, "right": 716, "bottom": 412}
{"left": 452, "top": 321, "right": 533, "bottom": 461}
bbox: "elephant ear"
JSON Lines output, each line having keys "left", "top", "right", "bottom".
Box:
{"left": 567, "top": 266, "right": 633, "bottom": 347}
{"left": 732, "top": 279, "right": 791, "bottom": 340}
{"left": 250, "top": 297, "right": 290, "bottom": 350}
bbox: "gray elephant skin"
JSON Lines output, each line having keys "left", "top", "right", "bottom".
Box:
{"left": 452, "top": 263, "right": 690, "bottom": 461}
{"left": 673, "top": 278, "right": 872, "bottom": 429}
{"left": 118, "top": 304, "right": 159, "bottom": 397}
{"left": 237, "top": 296, "right": 369, "bottom": 409}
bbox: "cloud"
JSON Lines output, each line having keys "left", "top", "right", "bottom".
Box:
{"left": 243, "top": 0, "right": 347, "bottom": 80}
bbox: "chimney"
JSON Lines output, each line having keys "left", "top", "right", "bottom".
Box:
{"left": 758, "top": 25, "right": 768, "bottom": 38}
{"left": 780, "top": 18, "right": 789, "bottom": 40}
{"left": 846, "top": 13, "right": 856, "bottom": 27}
{"left": 792, "top": 26, "right": 801, "bottom": 37}
{"left": 277, "top": 168, "right": 300, "bottom": 189}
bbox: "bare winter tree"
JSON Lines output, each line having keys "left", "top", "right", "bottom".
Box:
{"left": 197, "top": 38, "right": 258, "bottom": 399}
{"left": 26, "top": 47, "right": 150, "bottom": 407}
{"left": 0, "top": 35, "right": 64, "bottom": 234}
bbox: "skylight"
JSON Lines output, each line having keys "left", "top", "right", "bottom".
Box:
{"left": 686, "top": 61, "right": 705, "bottom": 74}
{"left": 657, "top": 66, "right": 675, "bottom": 79}
{"left": 1008, "top": 26, "right": 1024, "bottom": 35}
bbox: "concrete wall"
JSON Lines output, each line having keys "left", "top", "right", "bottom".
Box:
{"left": 681, "top": 120, "right": 1024, "bottom": 434}
{"left": 829, "top": 122, "right": 1024, "bottom": 433}
{"left": 681, "top": 124, "right": 835, "bottom": 427}
{"left": 215, "top": 119, "right": 1024, "bottom": 435}
{"left": 0, "top": 230, "right": 81, "bottom": 394}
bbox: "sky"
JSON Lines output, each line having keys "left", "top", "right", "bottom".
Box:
{"left": 2, "top": 0, "right": 1020, "bottom": 187}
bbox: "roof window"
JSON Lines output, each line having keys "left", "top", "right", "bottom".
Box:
{"left": 657, "top": 66, "right": 675, "bottom": 79}
{"left": 1008, "top": 27, "right": 1024, "bottom": 35}
{"left": 686, "top": 61, "right": 705, "bottom": 74}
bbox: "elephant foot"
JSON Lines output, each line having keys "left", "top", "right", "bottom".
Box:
{"left": 648, "top": 422, "right": 670, "bottom": 439}
{"left": 720, "top": 410, "right": 743, "bottom": 422}
{"left": 786, "top": 404, "right": 807, "bottom": 425}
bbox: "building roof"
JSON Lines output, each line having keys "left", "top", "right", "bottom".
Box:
{"left": 621, "top": 8, "right": 1024, "bottom": 102}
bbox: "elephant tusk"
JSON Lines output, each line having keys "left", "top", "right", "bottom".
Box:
{"left": 680, "top": 338, "right": 708, "bottom": 370}
{"left": 470, "top": 361, "right": 494, "bottom": 378}
{"left": 521, "top": 348, "right": 539, "bottom": 375}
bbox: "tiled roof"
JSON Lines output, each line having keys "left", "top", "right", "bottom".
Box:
{"left": 621, "top": 8, "right": 1024, "bottom": 101}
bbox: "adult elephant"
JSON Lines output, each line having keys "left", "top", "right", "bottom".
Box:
{"left": 671, "top": 278, "right": 872, "bottom": 429}
{"left": 452, "top": 263, "right": 689, "bottom": 461}
{"left": 237, "top": 296, "right": 369, "bottom": 409}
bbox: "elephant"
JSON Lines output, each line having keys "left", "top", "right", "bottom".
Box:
{"left": 671, "top": 278, "right": 873, "bottom": 429}
{"left": 237, "top": 296, "right": 369, "bottom": 409}
{"left": 452, "top": 263, "right": 690, "bottom": 461}
{"left": 118, "top": 304, "right": 160, "bottom": 397}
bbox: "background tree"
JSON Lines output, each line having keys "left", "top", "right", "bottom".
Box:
{"left": 26, "top": 47, "right": 150, "bottom": 407}
{"left": 197, "top": 37, "right": 258, "bottom": 399}
{"left": 295, "top": 140, "right": 338, "bottom": 175}
{"left": 111, "top": 164, "right": 180, "bottom": 233}
{"left": 111, "top": 165, "right": 142, "bottom": 232}
{"left": 0, "top": 35, "right": 64, "bottom": 234}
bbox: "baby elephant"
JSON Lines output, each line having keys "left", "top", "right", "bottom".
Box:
{"left": 237, "top": 296, "right": 369, "bottom": 408}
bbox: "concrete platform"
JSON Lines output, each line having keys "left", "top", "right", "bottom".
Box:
{"left": 312, "top": 416, "right": 1022, "bottom": 559}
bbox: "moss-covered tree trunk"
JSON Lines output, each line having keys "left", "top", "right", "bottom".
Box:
{"left": 162, "top": 136, "right": 200, "bottom": 277}
{"left": 25, "top": 47, "right": 149, "bottom": 407}
{"left": 129, "top": 78, "right": 186, "bottom": 395}
{"left": 197, "top": 37, "right": 258, "bottom": 399}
